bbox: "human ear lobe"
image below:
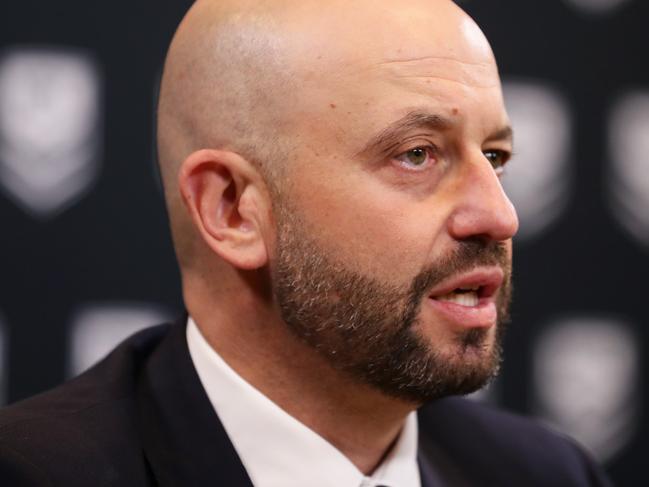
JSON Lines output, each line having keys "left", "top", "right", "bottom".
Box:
{"left": 178, "top": 149, "right": 269, "bottom": 270}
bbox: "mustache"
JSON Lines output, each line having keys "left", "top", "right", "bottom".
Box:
{"left": 410, "top": 238, "right": 510, "bottom": 298}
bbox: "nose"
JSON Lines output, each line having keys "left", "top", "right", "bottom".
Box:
{"left": 447, "top": 155, "right": 519, "bottom": 242}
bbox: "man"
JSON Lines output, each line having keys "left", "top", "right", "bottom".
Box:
{"left": 0, "top": 0, "right": 612, "bottom": 485}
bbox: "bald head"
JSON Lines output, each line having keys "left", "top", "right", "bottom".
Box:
{"left": 157, "top": 0, "right": 295, "bottom": 265}
{"left": 157, "top": 0, "right": 502, "bottom": 271}
{"left": 158, "top": 0, "right": 294, "bottom": 173}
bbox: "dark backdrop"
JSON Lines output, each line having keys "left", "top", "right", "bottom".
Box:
{"left": 0, "top": 1, "right": 646, "bottom": 485}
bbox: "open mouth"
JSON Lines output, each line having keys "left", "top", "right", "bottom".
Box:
{"left": 428, "top": 268, "right": 503, "bottom": 308}
{"left": 435, "top": 285, "right": 482, "bottom": 307}
{"left": 425, "top": 268, "right": 504, "bottom": 329}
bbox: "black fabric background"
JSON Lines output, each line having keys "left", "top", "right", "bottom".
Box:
{"left": 0, "top": 1, "right": 646, "bottom": 485}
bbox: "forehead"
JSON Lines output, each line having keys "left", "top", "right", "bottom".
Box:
{"left": 280, "top": 3, "right": 507, "bottom": 150}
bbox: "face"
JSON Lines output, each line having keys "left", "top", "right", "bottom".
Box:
{"left": 268, "top": 2, "right": 519, "bottom": 403}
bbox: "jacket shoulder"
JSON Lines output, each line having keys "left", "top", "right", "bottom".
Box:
{"left": 0, "top": 324, "right": 171, "bottom": 486}
{"left": 418, "top": 397, "right": 612, "bottom": 487}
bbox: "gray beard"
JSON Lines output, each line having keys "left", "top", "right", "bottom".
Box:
{"left": 271, "top": 209, "right": 512, "bottom": 404}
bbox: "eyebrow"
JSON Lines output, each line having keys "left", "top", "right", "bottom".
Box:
{"left": 484, "top": 125, "right": 514, "bottom": 145}
{"left": 356, "top": 109, "right": 514, "bottom": 157}
{"left": 357, "top": 111, "right": 452, "bottom": 157}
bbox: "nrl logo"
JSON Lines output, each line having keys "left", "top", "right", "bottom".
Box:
{"left": 501, "top": 81, "right": 572, "bottom": 241}
{"left": 68, "top": 303, "right": 172, "bottom": 377}
{"left": 563, "top": 0, "right": 629, "bottom": 14}
{"left": 0, "top": 47, "right": 102, "bottom": 218}
{"left": 608, "top": 91, "right": 649, "bottom": 247}
{"left": 533, "top": 317, "right": 639, "bottom": 463}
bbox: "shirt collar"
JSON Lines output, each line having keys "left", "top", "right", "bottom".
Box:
{"left": 186, "top": 317, "right": 421, "bottom": 487}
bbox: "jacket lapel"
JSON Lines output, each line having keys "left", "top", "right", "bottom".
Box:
{"left": 417, "top": 401, "right": 481, "bottom": 487}
{"left": 136, "top": 318, "right": 254, "bottom": 486}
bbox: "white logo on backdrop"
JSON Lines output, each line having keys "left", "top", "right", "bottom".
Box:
{"left": 501, "top": 81, "right": 572, "bottom": 241}
{"left": 532, "top": 317, "right": 639, "bottom": 462}
{"left": 609, "top": 91, "right": 649, "bottom": 246}
{"left": 0, "top": 47, "right": 102, "bottom": 217}
{"left": 68, "top": 303, "right": 173, "bottom": 377}
{"left": 563, "top": 0, "right": 630, "bottom": 14}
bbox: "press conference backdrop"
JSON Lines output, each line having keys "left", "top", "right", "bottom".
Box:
{"left": 0, "top": 0, "right": 646, "bottom": 485}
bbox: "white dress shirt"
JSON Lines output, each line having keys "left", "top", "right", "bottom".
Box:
{"left": 187, "top": 317, "right": 421, "bottom": 487}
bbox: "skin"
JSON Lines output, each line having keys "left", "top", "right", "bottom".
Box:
{"left": 157, "top": 0, "right": 519, "bottom": 475}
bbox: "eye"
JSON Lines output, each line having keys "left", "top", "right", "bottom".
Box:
{"left": 394, "top": 146, "right": 436, "bottom": 170}
{"left": 483, "top": 149, "right": 511, "bottom": 176}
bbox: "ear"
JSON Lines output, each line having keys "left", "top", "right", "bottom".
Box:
{"left": 178, "top": 149, "right": 269, "bottom": 270}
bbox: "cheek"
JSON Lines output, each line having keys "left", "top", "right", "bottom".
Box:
{"left": 289, "top": 163, "right": 447, "bottom": 280}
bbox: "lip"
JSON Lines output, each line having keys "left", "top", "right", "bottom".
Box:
{"left": 426, "top": 267, "right": 504, "bottom": 329}
{"left": 428, "top": 267, "right": 504, "bottom": 300}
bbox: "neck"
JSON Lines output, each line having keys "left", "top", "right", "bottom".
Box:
{"left": 186, "top": 279, "right": 416, "bottom": 474}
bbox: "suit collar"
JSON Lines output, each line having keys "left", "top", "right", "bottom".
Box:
{"left": 187, "top": 317, "right": 422, "bottom": 487}
{"left": 134, "top": 316, "right": 471, "bottom": 487}
{"left": 136, "top": 317, "right": 254, "bottom": 486}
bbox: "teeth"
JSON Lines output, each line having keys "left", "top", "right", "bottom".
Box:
{"left": 437, "top": 291, "right": 479, "bottom": 307}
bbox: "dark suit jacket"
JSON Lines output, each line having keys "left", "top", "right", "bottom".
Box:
{"left": 0, "top": 319, "right": 613, "bottom": 486}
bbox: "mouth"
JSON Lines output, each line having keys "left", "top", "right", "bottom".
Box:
{"left": 425, "top": 267, "right": 504, "bottom": 329}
